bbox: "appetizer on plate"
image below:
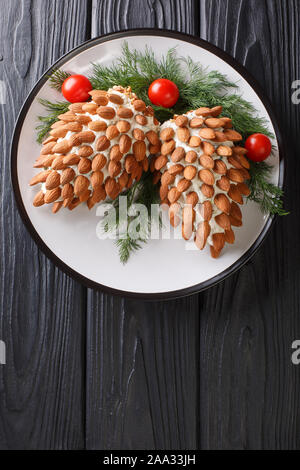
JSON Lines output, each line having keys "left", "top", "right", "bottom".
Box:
{"left": 151, "top": 106, "right": 251, "bottom": 258}
{"left": 30, "top": 86, "right": 160, "bottom": 212}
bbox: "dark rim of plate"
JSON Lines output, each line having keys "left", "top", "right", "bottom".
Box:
{"left": 11, "top": 29, "right": 285, "bottom": 301}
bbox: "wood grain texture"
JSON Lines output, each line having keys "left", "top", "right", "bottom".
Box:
{"left": 198, "top": 0, "right": 300, "bottom": 450}
{"left": 0, "top": 0, "right": 89, "bottom": 449}
{"left": 86, "top": 0, "right": 199, "bottom": 450}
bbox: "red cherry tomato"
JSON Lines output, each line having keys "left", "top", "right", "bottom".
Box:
{"left": 245, "top": 133, "right": 272, "bottom": 162}
{"left": 61, "top": 74, "right": 92, "bottom": 103}
{"left": 148, "top": 78, "right": 179, "bottom": 108}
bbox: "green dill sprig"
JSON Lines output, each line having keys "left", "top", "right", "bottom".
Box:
{"left": 103, "top": 172, "right": 161, "bottom": 264}
{"left": 248, "top": 160, "right": 288, "bottom": 216}
{"left": 36, "top": 99, "right": 70, "bottom": 143}
{"left": 48, "top": 68, "right": 71, "bottom": 91}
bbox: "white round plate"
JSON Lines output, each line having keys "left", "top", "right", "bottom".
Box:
{"left": 11, "top": 30, "right": 284, "bottom": 299}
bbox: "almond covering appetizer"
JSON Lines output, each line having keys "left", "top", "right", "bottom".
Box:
{"left": 30, "top": 86, "right": 160, "bottom": 212}
{"left": 151, "top": 106, "right": 251, "bottom": 258}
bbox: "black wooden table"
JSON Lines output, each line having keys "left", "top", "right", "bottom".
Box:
{"left": 0, "top": 0, "right": 299, "bottom": 450}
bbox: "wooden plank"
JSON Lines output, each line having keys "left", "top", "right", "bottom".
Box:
{"left": 198, "top": 0, "right": 300, "bottom": 449}
{"left": 86, "top": 0, "right": 199, "bottom": 450}
{"left": 0, "top": 0, "right": 89, "bottom": 449}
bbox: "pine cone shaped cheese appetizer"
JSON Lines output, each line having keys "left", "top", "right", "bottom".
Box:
{"left": 152, "top": 106, "right": 251, "bottom": 258}
{"left": 30, "top": 86, "right": 160, "bottom": 212}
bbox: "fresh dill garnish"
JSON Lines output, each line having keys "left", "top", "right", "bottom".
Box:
{"left": 48, "top": 68, "right": 71, "bottom": 91}
{"left": 248, "top": 161, "right": 288, "bottom": 216}
{"left": 103, "top": 172, "right": 161, "bottom": 264}
{"left": 35, "top": 98, "right": 70, "bottom": 143}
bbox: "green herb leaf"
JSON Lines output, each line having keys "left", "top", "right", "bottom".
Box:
{"left": 48, "top": 68, "right": 71, "bottom": 91}
{"left": 35, "top": 99, "right": 70, "bottom": 143}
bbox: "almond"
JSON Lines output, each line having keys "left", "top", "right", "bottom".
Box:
{"left": 195, "top": 221, "right": 211, "bottom": 250}
{"left": 50, "top": 127, "right": 68, "bottom": 138}
{"left": 199, "top": 154, "right": 214, "bottom": 169}
{"left": 201, "top": 184, "right": 214, "bottom": 198}
{"left": 152, "top": 172, "right": 161, "bottom": 185}
{"left": 76, "top": 115, "right": 92, "bottom": 125}
{"left": 236, "top": 154, "right": 250, "bottom": 169}
{"left": 82, "top": 103, "right": 98, "bottom": 114}
{"left": 189, "top": 136, "right": 202, "bottom": 147}
{"left": 110, "top": 145, "right": 123, "bottom": 162}
{"left": 117, "top": 120, "right": 131, "bottom": 133}
{"left": 68, "top": 198, "right": 81, "bottom": 211}
{"left": 236, "top": 182, "right": 251, "bottom": 196}
{"left": 96, "top": 135, "right": 110, "bottom": 151}
{"left": 175, "top": 115, "right": 188, "bottom": 127}
{"left": 199, "top": 169, "right": 215, "bottom": 185}
{"left": 216, "top": 175, "right": 230, "bottom": 192}
{"left": 214, "top": 159, "right": 227, "bottom": 175}
{"left": 154, "top": 155, "right": 168, "bottom": 170}
{"left": 42, "top": 136, "right": 56, "bottom": 145}
{"left": 51, "top": 121, "right": 65, "bottom": 129}
{"left": 160, "top": 185, "right": 168, "bottom": 201}
{"left": 220, "top": 117, "right": 232, "bottom": 128}
{"left": 229, "top": 215, "right": 243, "bottom": 227}
{"left": 45, "top": 171, "right": 60, "bottom": 190}
{"left": 225, "top": 228, "right": 235, "bottom": 244}
{"left": 210, "top": 106, "right": 223, "bottom": 117}
{"left": 78, "top": 145, "right": 93, "bottom": 158}
{"left": 88, "top": 121, "right": 107, "bottom": 132}
{"left": 89, "top": 91, "right": 108, "bottom": 105}
{"left": 33, "top": 190, "right": 45, "bottom": 207}
{"left": 195, "top": 107, "right": 211, "bottom": 117}
{"left": 44, "top": 187, "right": 61, "bottom": 204}
{"left": 146, "top": 130, "right": 159, "bottom": 146}
{"left": 214, "top": 131, "right": 228, "bottom": 142}
{"left": 92, "top": 153, "right": 107, "bottom": 171}
{"left": 119, "top": 134, "right": 132, "bottom": 154}
{"left": 161, "top": 171, "right": 175, "bottom": 186}
{"left": 160, "top": 127, "right": 175, "bottom": 141}
{"left": 40, "top": 141, "right": 58, "bottom": 155}
{"left": 199, "top": 200, "right": 212, "bottom": 221}
{"left": 63, "top": 154, "right": 80, "bottom": 166}
{"left": 232, "top": 146, "right": 248, "bottom": 155}
{"left": 117, "top": 107, "right": 133, "bottom": 119}
{"left": 228, "top": 184, "right": 243, "bottom": 204}
{"left": 92, "top": 184, "right": 106, "bottom": 203}
{"left": 133, "top": 141, "right": 146, "bottom": 161}
{"left": 227, "top": 168, "right": 245, "bottom": 183}
{"left": 190, "top": 117, "right": 204, "bottom": 128}
{"left": 184, "top": 165, "right": 197, "bottom": 180}
{"left": 186, "top": 191, "right": 199, "bottom": 208}
{"left": 177, "top": 127, "right": 190, "bottom": 143}
{"left": 215, "top": 213, "right": 231, "bottom": 230}
{"left": 61, "top": 183, "right": 74, "bottom": 200}
{"left": 133, "top": 99, "right": 146, "bottom": 111}
{"left": 171, "top": 147, "right": 185, "bottom": 162}
{"left": 97, "top": 106, "right": 116, "bottom": 120}
{"left": 51, "top": 156, "right": 66, "bottom": 170}
{"left": 217, "top": 145, "right": 232, "bottom": 157}
{"left": 135, "top": 114, "right": 147, "bottom": 126}
{"left": 168, "top": 164, "right": 184, "bottom": 176}
{"left": 30, "top": 170, "right": 52, "bottom": 186}
{"left": 228, "top": 155, "right": 243, "bottom": 169}
{"left": 185, "top": 150, "right": 197, "bottom": 163}
{"left": 108, "top": 93, "right": 124, "bottom": 104}
{"left": 230, "top": 201, "right": 242, "bottom": 220}
{"left": 214, "top": 193, "right": 231, "bottom": 214}
{"left": 142, "top": 157, "right": 149, "bottom": 172}
{"left": 177, "top": 178, "right": 191, "bottom": 193}
{"left": 74, "top": 175, "right": 89, "bottom": 196}
{"left": 240, "top": 168, "right": 250, "bottom": 180}
{"left": 79, "top": 189, "right": 91, "bottom": 203}
{"left": 210, "top": 246, "right": 221, "bottom": 259}
{"left": 212, "top": 232, "right": 225, "bottom": 252}
{"left": 125, "top": 155, "right": 138, "bottom": 174}
{"left": 47, "top": 140, "right": 72, "bottom": 155}
{"left": 64, "top": 122, "right": 83, "bottom": 132}
{"left": 118, "top": 171, "right": 129, "bottom": 189}
{"left": 202, "top": 141, "right": 215, "bottom": 155}
{"left": 133, "top": 128, "right": 145, "bottom": 141}
{"left": 224, "top": 129, "right": 242, "bottom": 142}
{"left": 60, "top": 168, "right": 75, "bottom": 185}
{"left": 199, "top": 128, "right": 216, "bottom": 140}
{"left": 149, "top": 143, "right": 161, "bottom": 154}
{"left": 68, "top": 102, "right": 85, "bottom": 113}
{"left": 58, "top": 112, "right": 77, "bottom": 122}
{"left": 78, "top": 158, "right": 92, "bottom": 174}
{"left": 106, "top": 125, "right": 120, "bottom": 140}
{"left": 105, "top": 177, "right": 120, "bottom": 200}
{"left": 182, "top": 206, "right": 195, "bottom": 240}
{"left": 52, "top": 201, "right": 63, "bottom": 214}
{"left": 91, "top": 171, "right": 104, "bottom": 188}
{"left": 205, "top": 118, "right": 224, "bottom": 128}
{"left": 169, "top": 203, "right": 181, "bottom": 227}
{"left": 108, "top": 160, "right": 121, "bottom": 178}
{"left": 34, "top": 155, "right": 55, "bottom": 168}
{"left": 168, "top": 187, "right": 181, "bottom": 204}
